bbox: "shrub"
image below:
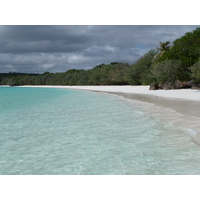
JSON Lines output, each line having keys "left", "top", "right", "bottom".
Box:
{"left": 151, "top": 59, "right": 181, "bottom": 84}
{"left": 190, "top": 59, "right": 200, "bottom": 81}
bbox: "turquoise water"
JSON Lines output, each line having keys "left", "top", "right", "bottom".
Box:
{"left": 0, "top": 86, "right": 200, "bottom": 175}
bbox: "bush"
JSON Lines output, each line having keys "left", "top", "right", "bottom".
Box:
{"left": 151, "top": 59, "right": 181, "bottom": 84}
{"left": 125, "top": 49, "right": 158, "bottom": 85}
{"left": 190, "top": 59, "right": 200, "bottom": 81}
{"left": 157, "top": 27, "right": 200, "bottom": 80}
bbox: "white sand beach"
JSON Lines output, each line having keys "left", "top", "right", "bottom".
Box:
{"left": 22, "top": 85, "right": 200, "bottom": 101}
{"left": 63, "top": 85, "right": 200, "bottom": 115}
{"left": 20, "top": 85, "right": 200, "bottom": 119}
{"left": 60, "top": 85, "right": 200, "bottom": 101}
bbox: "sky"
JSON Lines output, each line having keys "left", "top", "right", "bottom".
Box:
{"left": 0, "top": 25, "right": 199, "bottom": 73}
{"left": 0, "top": 1, "right": 199, "bottom": 197}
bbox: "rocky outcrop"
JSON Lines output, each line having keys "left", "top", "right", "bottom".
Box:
{"left": 149, "top": 80, "right": 200, "bottom": 90}
{"left": 186, "top": 80, "right": 200, "bottom": 89}
{"left": 159, "top": 80, "right": 195, "bottom": 90}
{"left": 174, "top": 80, "right": 191, "bottom": 89}
{"left": 149, "top": 83, "right": 160, "bottom": 90}
{"left": 159, "top": 80, "right": 172, "bottom": 90}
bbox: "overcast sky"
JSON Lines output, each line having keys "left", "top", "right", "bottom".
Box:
{"left": 0, "top": 25, "right": 199, "bottom": 73}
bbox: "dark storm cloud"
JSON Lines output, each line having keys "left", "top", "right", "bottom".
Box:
{"left": 0, "top": 25, "right": 199, "bottom": 73}
{"left": 0, "top": 25, "right": 91, "bottom": 53}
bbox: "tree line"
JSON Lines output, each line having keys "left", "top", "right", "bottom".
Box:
{"left": 1, "top": 27, "right": 200, "bottom": 86}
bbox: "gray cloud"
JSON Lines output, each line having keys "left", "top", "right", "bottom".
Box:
{"left": 0, "top": 25, "right": 199, "bottom": 73}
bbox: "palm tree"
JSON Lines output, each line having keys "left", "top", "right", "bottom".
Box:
{"left": 157, "top": 41, "right": 170, "bottom": 53}
{"left": 153, "top": 41, "right": 170, "bottom": 62}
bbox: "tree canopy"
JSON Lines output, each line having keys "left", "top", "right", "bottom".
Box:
{"left": 157, "top": 27, "right": 200, "bottom": 80}
{"left": 1, "top": 27, "right": 200, "bottom": 86}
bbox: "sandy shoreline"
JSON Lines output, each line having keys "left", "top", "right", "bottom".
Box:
{"left": 4, "top": 85, "right": 200, "bottom": 145}
{"left": 18, "top": 85, "right": 200, "bottom": 101}
{"left": 16, "top": 85, "right": 200, "bottom": 117}
{"left": 59, "top": 85, "right": 200, "bottom": 145}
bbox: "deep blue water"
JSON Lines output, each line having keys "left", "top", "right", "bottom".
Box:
{"left": 0, "top": 86, "right": 200, "bottom": 175}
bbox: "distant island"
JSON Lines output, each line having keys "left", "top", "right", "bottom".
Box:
{"left": 1, "top": 27, "right": 200, "bottom": 89}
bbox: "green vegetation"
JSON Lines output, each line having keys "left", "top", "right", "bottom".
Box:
{"left": 151, "top": 59, "right": 181, "bottom": 83}
{"left": 153, "top": 41, "right": 171, "bottom": 62}
{"left": 126, "top": 49, "right": 159, "bottom": 85}
{"left": 0, "top": 63, "right": 130, "bottom": 86}
{"left": 190, "top": 59, "right": 200, "bottom": 81}
{"left": 1, "top": 27, "right": 200, "bottom": 87}
{"left": 157, "top": 27, "right": 200, "bottom": 81}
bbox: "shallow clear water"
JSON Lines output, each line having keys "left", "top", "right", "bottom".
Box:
{"left": 0, "top": 86, "right": 200, "bottom": 175}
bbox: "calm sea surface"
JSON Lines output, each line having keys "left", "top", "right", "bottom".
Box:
{"left": 0, "top": 86, "right": 200, "bottom": 175}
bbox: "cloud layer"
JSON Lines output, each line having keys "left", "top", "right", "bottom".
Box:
{"left": 0, "top": 25, "right": 199, "bottom": 73}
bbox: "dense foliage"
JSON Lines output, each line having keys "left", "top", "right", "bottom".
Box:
{"left": 126, "top": 49, "right": 159, "bottom": 85}
{"left": 157, "top": 27, "right": 200, "bottom": 81}
{"left": 190, "top": 59, "right": 200, "bottom": 81}
{"left": 0, "top": 63, "right": 131, "bottom": 86}
{"left": 1, "top": 27, "right": 200, "bottom": 86}
{"left": 151, "top": 59, "right": 182, "bottom": 83}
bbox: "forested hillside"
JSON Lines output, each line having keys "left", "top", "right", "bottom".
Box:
{"left": 1, "top": 27, "right": 200, "bottom": 87}
{"left": 0, "top": 63, "right": 131, "bottom": 86}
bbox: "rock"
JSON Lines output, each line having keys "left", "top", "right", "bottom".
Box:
{"left": 152, "top": 80, "right": 200, "bottom": 90}
{"left": 186, "top": 80, "right": 200, "bottom": 89}
{"left": 186, "top": 80, "right": 195, "bottom": 87}
{"left": 149, "top": 83, "right": 159, "bottom": 90}
{"left": 159, "top": 80, "right": 192, "bottom": 90}
{"left": 159, "top": 80, "right": 173, "bottom": 90}
{"left": 174, "top": 80, "right": 190, "bottom": 89}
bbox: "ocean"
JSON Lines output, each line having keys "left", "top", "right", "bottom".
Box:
{"left": 0, "top": 86, "right": 200, "bottom": 175}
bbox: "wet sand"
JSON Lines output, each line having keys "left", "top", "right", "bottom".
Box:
{"left": 109, "top": 92, "right": 200, "bottom": 119}
{"left": 18, "top": 85, "right": 200, "bottom": 118}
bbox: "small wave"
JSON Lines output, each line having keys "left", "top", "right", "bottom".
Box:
{"left": 187, "top": 128, "right": 200, "bottom": 146}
